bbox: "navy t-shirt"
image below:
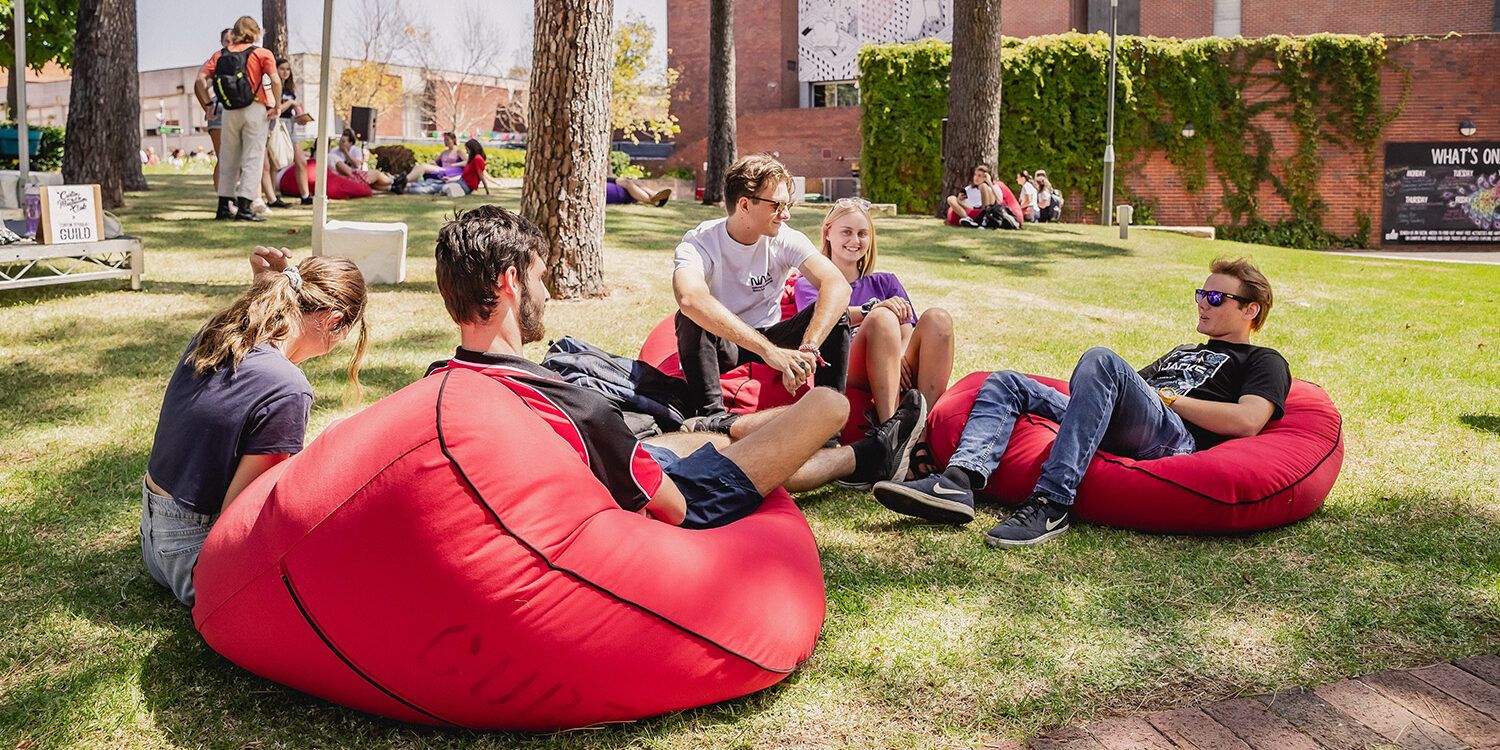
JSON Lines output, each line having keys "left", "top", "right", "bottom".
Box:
{"left": 1137, "top": 339, "right": 1292, "bottom": 449}
{"left": 147, "top": 341, "right": 313, "bottom": 515}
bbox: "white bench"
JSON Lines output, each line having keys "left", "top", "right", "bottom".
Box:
{"left": 0, "top": 236, "right": 144, "bottom": 291}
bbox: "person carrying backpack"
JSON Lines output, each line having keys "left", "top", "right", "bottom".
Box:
{"left": 195, "top": 16, "right": 280, "bottom": 223}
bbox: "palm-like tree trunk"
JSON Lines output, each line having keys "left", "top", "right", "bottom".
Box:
{"left": 63, "top": 0, "right": 145, "bottom": 207}
{"left": 939, "top": 0, "right": 1003, "bottom": 217}
{"left": 520, "top": 0, "right": 614, "bottom": 299}
{"left": 702, "top": 0, "right": 735, "bottom": 205}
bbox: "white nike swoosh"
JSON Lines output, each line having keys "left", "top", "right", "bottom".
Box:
{"left": 1045, "top": 516, "right": 1066, "bottom": 531}
{"left": 933, "top": 484, "right": 967, "bottom": 497}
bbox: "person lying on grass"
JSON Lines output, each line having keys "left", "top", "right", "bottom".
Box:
{"left": 873, "top": 257, "right": 1291, "bottom": 547}
{"left": 423, "top": 205, "right": 925, "bottom": 529}
{"left": 141, "top": 248, "right": 368, "bottom": 607}
{"left": 791, "top": 197, "right": 954, "bottom": 441}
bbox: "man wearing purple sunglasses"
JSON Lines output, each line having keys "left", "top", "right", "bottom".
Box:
{"left": 873, "top": 257, "right": 1292, "bottom": 546}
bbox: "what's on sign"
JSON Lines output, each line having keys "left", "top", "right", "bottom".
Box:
{"left": 1382, "top": 142, "right": 1500, "bottom": 245}
{"left": 39, "top": 184, "right": 104, "bottom": 245}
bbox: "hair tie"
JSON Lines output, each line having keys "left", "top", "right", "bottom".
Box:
{"left": 282, "top": 266, "right": 303, "bottom": 292}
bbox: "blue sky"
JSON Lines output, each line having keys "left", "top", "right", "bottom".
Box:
{"left": 136, "top": 0, "right": 667, "bottom": 73}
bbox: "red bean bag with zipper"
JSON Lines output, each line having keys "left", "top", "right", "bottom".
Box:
{"left": 639, "top": 314, "right": 875, "bottom": 444}
{"left": 924, "top": 371, "right": 1343, "bottom": 534}
{"left": 191, "top": 368, "right": 825, "bottom": 730}
{"left": 279, "top": 159, "right": 373, "bottom": 200}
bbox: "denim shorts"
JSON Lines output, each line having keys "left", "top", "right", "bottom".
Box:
{"left": 139, "top": 479, "right": 217, "bottom": 608}
{"left": 642, "top": 442, "right": 761, "bottom": 529}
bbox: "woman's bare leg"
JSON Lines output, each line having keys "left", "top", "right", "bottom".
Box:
{"left": 853, "top": 306, "right": 904, "bottom": 423}
{"left": 292, "top": 149, "right": 310, "bottom": 198}
{"left": 209, "top": 128, "right": 222, "bottom": 191}
{"left": 903, "top": 307, "right": 955, "bottom": 410}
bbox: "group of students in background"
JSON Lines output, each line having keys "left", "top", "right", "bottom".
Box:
{"left": 945, "top": 164, "right": 1063, "bottom": 229}
{"left": 195, "top": 15, "right": 492, "bottom": 222}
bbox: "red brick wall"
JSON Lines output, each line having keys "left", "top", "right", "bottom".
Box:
{"left": 671, "top": 106, "right": 863, "bottom": 192}
{"left": 1006, "top": 0, "right": 1077, "bottom": 38}
{"left": 1125, "top": 35, "right": 1500, "bottom": 246}
{"left": 1242, "top": 0, "right": 1496, "bottom": 36}
{"left": 1142, "top": 0, "right": 1214, "bottom": 39}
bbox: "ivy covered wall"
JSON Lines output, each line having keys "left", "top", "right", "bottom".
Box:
{"left": 858, "top": 33, "right": 1404, "bottom": 248}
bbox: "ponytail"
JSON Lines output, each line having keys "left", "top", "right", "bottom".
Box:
{"left": 188, "top": 257, "right": 369, "bottom": 406}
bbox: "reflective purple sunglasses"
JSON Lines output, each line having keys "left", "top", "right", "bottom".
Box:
{"left": 1195, "top": 288, "right": 1254, "bottom": 307}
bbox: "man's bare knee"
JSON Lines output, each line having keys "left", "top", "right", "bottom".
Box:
{"left": 801, "top": 387, "right": 849, "bottom": 431}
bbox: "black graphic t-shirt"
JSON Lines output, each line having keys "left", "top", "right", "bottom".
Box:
{"left": 1137, "top": 340, "right": 1292, "bottom": 449}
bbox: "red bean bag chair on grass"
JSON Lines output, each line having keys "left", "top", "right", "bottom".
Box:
{"left": 192, "top": 368, "right": 826, "bottom": 730}
{"left": 279, "top": 159, "right": 373, "bottom": 200}
{"left": 924, "top": 372, "right": 1343, "bottom": 534}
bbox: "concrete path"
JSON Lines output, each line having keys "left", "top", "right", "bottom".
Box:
{"left": 1332, "top": 250, "right": 1500, "bottom": 265}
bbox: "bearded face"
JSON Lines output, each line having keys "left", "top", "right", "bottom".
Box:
{"left": 518, "top": 278, "right": 546, "bottom": 344}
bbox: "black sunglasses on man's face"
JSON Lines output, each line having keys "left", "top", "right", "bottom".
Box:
{"left": 746, "top": 195, "right": 793, "bottom": 214}
{"left": 1195, "top": 288, "right": 1254, "bottom": 307}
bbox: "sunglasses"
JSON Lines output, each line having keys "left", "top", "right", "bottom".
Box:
{"left": 1195, "top": 288, "right": 1254, "bottom": 307}
{"left": 747, "top": 195, "right": 794, "bottom": 214}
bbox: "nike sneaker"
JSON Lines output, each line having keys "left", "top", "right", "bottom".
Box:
{"left": 872, "top": 471, "right": 975, "bottom": 525}
{"left": 985, "top": 493, "right": 1070, "bottom": 547}
{"left": 842, "top": 389, "right": 927, "bottom": 489}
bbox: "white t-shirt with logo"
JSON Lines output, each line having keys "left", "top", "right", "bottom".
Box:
{"left": 673, "top": 217, "right": 816, "bottom": 329}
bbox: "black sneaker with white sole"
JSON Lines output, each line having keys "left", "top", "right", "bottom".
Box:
{"left": 872, "top": 471, "right": 975, "bottom": 525}
{"left": 985, "top": 493, "right": 1071, "bottom": 547}
{"left": 843, "top": 389, "right": 927, "bottom": 488}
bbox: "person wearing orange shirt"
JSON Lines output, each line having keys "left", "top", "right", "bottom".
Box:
{"left": 195, "top": 16, "right": 280, "bottom": 222}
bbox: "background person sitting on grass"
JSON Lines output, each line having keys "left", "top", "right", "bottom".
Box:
{"left": 424, "top": 206, "right": 927, "bottom": 528}
{"left": 946, "top": 164, "right": 997, "bottom": 227}
{"left": 140, "top": 248, "right": 368, "bottom": 607}
{"left": 872, "top": 257, "right": 1291, "bottom": 547}
{"left": 792, "top": 198, "right": 955, "bottom": 428}
{"left": 328, "top": 128, "right": 395, "bottom": 191}
{"left": 404, "top": 139, "right": 487, "bottom": 196}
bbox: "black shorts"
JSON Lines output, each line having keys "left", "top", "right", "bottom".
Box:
{"left": 642, "top": 442, "right": 760, "bottom": 529}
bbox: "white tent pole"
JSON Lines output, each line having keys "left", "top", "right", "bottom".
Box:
{"left": 311, "top": 0, "right": 334, "bottom": 255}
{"left": 14, "top": 0, "right": 29, "bottom": 187}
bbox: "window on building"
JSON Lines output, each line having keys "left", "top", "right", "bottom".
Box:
{"left": 811, "top": 80, "right": 860, "bottom": 108}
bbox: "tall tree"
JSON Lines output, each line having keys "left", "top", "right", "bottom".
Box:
{"left": 939, "top": 0, "right": 1003, "bottom": 217}
{"left": 0, "top": 0, "right": 78, "bottom": 120}
{"left": 702, "top": 0, "right": 734, "bottom": 205}
{"left": 63, "top": 0, "right": 144, "bottom": 207}
{"left": 521, "top": 0, "right": 613, "bottom": 299}
{"left": 611, "top": 12, "right": 677, "bottom": 144}
{"left": 262, "top": 0, "right": 288, "bottom": 63}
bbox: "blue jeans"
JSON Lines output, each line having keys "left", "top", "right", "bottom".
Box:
{"left": 948, "top": 347, "right": 1196, "bottom": 505}
{"left": 139, "top": 479, "right": 217, "bottom": 607}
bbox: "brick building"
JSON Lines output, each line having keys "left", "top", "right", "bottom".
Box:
{"left": 667, "top": 0, "right": 1500, "bottom": 243}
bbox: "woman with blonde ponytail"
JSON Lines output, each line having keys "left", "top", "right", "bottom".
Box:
{"left": 141, "top": 247, "right": 368, "bottom": 607}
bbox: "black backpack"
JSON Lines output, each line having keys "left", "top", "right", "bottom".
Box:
{"left": 213, "top": 46, "right": 259, "bottom": 110}
{"left": 978, "top": 203, "right": 1022, "bottom": 230}
{"left": 540, "top": 336, "right": 690, "bottom": 439}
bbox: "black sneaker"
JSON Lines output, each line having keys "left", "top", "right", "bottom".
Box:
{"left": 873, "top": 390, "right": 927, "bottom": 482}
{"left": 872, "top": 473, "right": 975, "bottom": 525}
{"left": 681, "top": 412, "right": 739, "bottom": 436}
{"left": 300, "top": 195, "right": 314, "bottom": 205}
{"left": 985, "top": 493, "right": 1070, "bottom": 547}
{"left": 268, "top": 199, "right": 292, "bottom": 208}
{"left": 215, "top": 197, "right": 234, "bottom": 220}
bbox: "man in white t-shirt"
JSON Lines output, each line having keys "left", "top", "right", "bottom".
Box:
{"left": 672, "top": 154, "right": 854, "bottom": 422}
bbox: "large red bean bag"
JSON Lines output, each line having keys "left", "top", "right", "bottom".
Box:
{"left": 192, "top": 368, "right": 826, "bottom": 730}
{"left": 279, "top": 159, "right": 373, "bottom": 200}
{"left": 639, "top": 315, "right": 875, "bottom": 444}
{"left": 925, "top": 372, "right": 1343, "bottom": 534}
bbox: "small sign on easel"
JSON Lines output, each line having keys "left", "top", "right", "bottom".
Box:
{"left": 38, "top": 184, "right": 104, "bottom": 244}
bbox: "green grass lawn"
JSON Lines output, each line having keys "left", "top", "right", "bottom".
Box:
{"left": 1, "top": 174, "right": 1497, "bottom": 749}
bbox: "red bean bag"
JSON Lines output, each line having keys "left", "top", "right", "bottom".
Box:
{"left": 192, "top": 368, "right": 826, "bottom": 730}
{"left": 639, "top": 315, "right": 875, "bottom": 444}
{"left": 279, "top": 159, "right": 373, "bottom": 200}
{"left": 925, "top": 372, "right": 1343, "bottom": 534}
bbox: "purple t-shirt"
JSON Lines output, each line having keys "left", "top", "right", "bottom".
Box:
{"left": 794, "top": 271, "right": 916, "bottom": 326}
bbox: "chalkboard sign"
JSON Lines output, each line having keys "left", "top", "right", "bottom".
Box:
{"left": 1381, "top": 142, "right": 1500, "bottom": 244}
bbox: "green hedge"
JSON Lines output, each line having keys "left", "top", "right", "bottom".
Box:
{"left": 0, "top": 122, "right": 65, "bottom": 172}
{"left": 858, "top": 33, "right": 1400, "bottom": 248}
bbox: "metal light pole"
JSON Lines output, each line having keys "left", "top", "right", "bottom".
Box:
{"left": 1100, "top": 0, "right": 1118, "bottom": 226}
{"left": 14, "top": 0, "right": 29, "bottom": 188}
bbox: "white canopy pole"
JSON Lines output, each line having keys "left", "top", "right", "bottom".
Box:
{"left": 311, "top": 0, "right": 334, "bottom": 255}
{"left": 14, "top": 0, "right": 29, "bottom": 187}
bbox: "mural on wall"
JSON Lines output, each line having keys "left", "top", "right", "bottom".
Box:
{"left": 799, "top": 0, "right": 954, "bottom": 83}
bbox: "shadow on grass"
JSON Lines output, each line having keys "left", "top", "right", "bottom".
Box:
{"left": 876, "top": 222, "right": 1130, "bottom": 277}
{"left": 1460, "top": 414, "right": 1500, "bottom": 436}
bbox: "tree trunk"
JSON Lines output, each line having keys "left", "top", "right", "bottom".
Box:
{"left": 5, "top": 65, "right": 16, "bottom": 122}
{"left": 63, "top": 0, "right": 145, "bottom": 207}
{"left": 262, "top": 0, "right": 289, "bottom": 63}
{"left": 702, "top": 0, "right": 735, "bottom": 205}
{"left": 520, "top": 0, "right": 613, "bottom": 300}
{"left": 939, "top": 0, "right": 1003, "bottom": 217}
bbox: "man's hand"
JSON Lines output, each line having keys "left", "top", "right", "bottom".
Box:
{"left": 250, "top": 246, "right": 292, "bottom": 281}
{"left": 764, "top": 347, "right": 817, "bottom": 394}
{"left": 875, "top": 296, "right": 914, "bottom": 323}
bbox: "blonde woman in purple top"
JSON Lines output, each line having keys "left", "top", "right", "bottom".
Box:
{"left": 794, "top": 199, "right": 955, "bottom": 426}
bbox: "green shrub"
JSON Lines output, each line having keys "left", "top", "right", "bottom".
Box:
{"left": 858, "top": 33, "right": 1400, "bottom": 247}
{"left": 659, "top": 166, "right": 695, "bottom": 180}
{"left": 0, "top": 122, "right": 65, "bottom": 171}
{"left": 610, "top": 150, "right": 645, "bottom": 179}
